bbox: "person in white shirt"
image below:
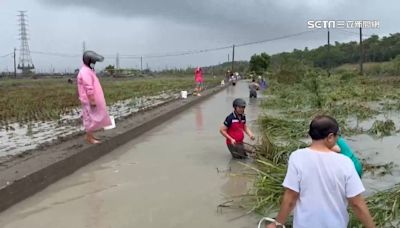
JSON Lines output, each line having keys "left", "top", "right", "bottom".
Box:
{"left": 267, "top": 115, "right": 375, "bottom": 228}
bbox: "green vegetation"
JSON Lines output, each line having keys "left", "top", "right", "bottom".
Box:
{"left": 246, "top": 67, "right": 400, "bottom": 227}
{"left": 157, "top": 61, "right": 250, "bottom": 76}
{"left": 350, "top": 182, "right": 400, "bottom": 228}
{"left": 262, "top": 72, "right": 399, "bottom": 134}
{"left": 334, "top": 56, "right": 400, "bottom": 77}
{"left": 249, "top": 52, "right": 271, "bottom": 75}
{"left": 140, "top": 33, "right": 400, "bottom": 79}
{"left": 242, "top": 32, "right": 400, "bottom": 225}
{"left": 0, "top": 76, "right": 221, "bottom": 124}
{"left": 368, "top": 120, "right": 397, "bottom": 137}
{"left": 273, "top": 33, "right": 400, "bottom": 69}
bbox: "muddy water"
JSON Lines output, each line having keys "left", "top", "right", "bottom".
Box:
{"left": 345, "top": 133, "right": 400, "bottom": 195}
{"left": 0, "top": 92, "right": 178, "bottom": 157}
{"left": 0, "top": 81, "right": 264, "bottom": 228}
{"left": 344, "top": 103, "right": 400, "bottom": 195}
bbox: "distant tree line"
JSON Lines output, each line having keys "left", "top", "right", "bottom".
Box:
{"left": 101, "top": 33, "right": 400, "bottom": 78}
{"left": 272, "top": 33, "right": 400, "bottom": 69}
{"left": 198, "top": 33, "right": 400, "bottom": 77}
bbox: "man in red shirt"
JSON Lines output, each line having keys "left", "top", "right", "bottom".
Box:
{"left": 220, "top": 98, "right": 255, "bottom": 159}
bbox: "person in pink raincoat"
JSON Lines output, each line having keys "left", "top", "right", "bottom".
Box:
{"left": 77, "top": 50, "right": 111, "bottom": 144}
{"left": 194, "top": 66, "right": 204, "bottom": 96}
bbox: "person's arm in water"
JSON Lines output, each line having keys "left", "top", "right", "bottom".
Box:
{"left": 220, "top": 125, "right": 236, "bottom": 144}
{"left": 266, "top": 188, "right": 299, "bottom": 228}
{"left": 244, "top": 124, "right": 255, "bottom": 140}
{"left": 348, "top": 195, "right": 375, "bottom": 228}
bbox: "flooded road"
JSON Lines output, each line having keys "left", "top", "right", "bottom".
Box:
{"left": 0, "top": 81, "right": 264, "bottom": 228}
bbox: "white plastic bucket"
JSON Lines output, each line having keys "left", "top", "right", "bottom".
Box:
{"left": 104, "top": 116, "right": 116, "bottom": 130}
{"left": 181, "top": 91, "right": 188, "bottom": 99}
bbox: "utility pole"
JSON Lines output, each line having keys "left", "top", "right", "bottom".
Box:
{"left": 13, "top": 48, "right": 17, "bottom": 78}
{"left": 116, "top": 52, "right": 120, "bottom": 69}
{"left": 82, "top": 41, "right": 86, "bottom": 53}
{"left": 327, "top": 29, "right": 331, "bottom": 77}
{"left": 140, "top": 56, "right": 143, "bottom": 72}
{"left": 359, "top": 27, "right": 363, "bottom": 75}
{"left": 228, "top": 54, "right": 230, "bottom": 63}
{"left": 231, "top": 45, "right": 235, "bottom": 72}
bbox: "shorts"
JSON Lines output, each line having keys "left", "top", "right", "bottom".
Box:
{"left": 195, "top": 82, "right": 203, "bottom": 87}
{"left": 227, "top": 143, "right": 246, "bottom": 159}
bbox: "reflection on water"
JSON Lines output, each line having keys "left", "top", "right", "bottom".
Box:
{"left": 347, "top": 133, "right": 400, "bottom": 195}
{"left": 220, "top": 159, "right": 255, "bottom": 197}
{"left": 0, "top": 81, "right": 261, "bottom": 228}
{"left": 347, "top": 110, "right": 400, "bottom": 131}
{"left": 226, "top": 84, "right": 236, "bottom": 96}
{"left": 195, "top": 106, "right": 204, "bottom": 131}
{"left": 248, "top": 97, "right": 257, "bottom": 106}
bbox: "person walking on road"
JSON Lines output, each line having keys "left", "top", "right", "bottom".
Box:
{"left": 249, "top": 79, "right": 260, "bottom": 98}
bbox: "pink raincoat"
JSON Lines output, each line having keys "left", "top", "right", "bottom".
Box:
{"left": 194, "top": 67, "right": 203, "bottom": 83}
{"left": 77, "top": 65, "right": 111, "bottom": 132}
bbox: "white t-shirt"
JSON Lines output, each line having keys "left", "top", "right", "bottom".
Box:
{"left": 283, "top": 148, "right": 365, "bottom": 228}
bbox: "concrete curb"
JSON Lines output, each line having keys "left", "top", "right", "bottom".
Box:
{"left": 0, "top": 85, "right": 227, "bottom": 213}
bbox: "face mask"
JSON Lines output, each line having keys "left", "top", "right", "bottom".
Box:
{"left": 90, "top": 63, "right": 95, "bottom": 69}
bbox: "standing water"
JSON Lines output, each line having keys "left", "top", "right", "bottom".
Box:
{"left": 0, "top": 92, "right": 179, "bottom": 157}
{"left": 0, "top": 81, "right": 264, "bottom": 228}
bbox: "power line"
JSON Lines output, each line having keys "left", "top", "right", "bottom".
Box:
{"left": 7, "top": 29, "right": 381, "bottom": 64}
{"left": 236, "top": 30, "right": 317, "bottom": 48}
{"left": 336, "top": 28, "right": 373, "bottom": 37}
{"left": 28, "top": 50, "right": 117, "bottom": 59}
{"left": 120, "top": 30, "right": 318, "bottom": 59}
{"left": 0, "top": 53, "right": 13, "bottom": 58}
{"left": 19, "top": 29, "right": 372, "bottom": 64}
{"left": 25, "top": 30, "right": 318, "bottom": 60}
{"left": 29, "top": 50, "right": 80, "bottom": 58}
{"left": 119, "top": 45, "right": 232, "bottom": 59}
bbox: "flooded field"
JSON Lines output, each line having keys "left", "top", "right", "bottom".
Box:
{"left": 0, "top": 81, "right": 264, "bottom": 228}
{"left": 261, "top": 97, "right": 400, "bottom": 183}
{"left": 0, "top": 92, "right": 179, "bottom": 157}
{"left": 0, "top": 77, "right": 223, "bottom": 158}
{"left": 249, "top": 74, "right": 400, "bottom": 227}
{"left": 1, "top": 77, "right": 399, "bottom": 227}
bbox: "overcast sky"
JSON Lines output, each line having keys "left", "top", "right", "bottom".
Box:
{"left": 0, "top": 0, "right": 396, "bottom": 73}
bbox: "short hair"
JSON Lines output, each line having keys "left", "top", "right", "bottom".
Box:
{"left": 308, "top": 115, "right": 339, "bottom": 140}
